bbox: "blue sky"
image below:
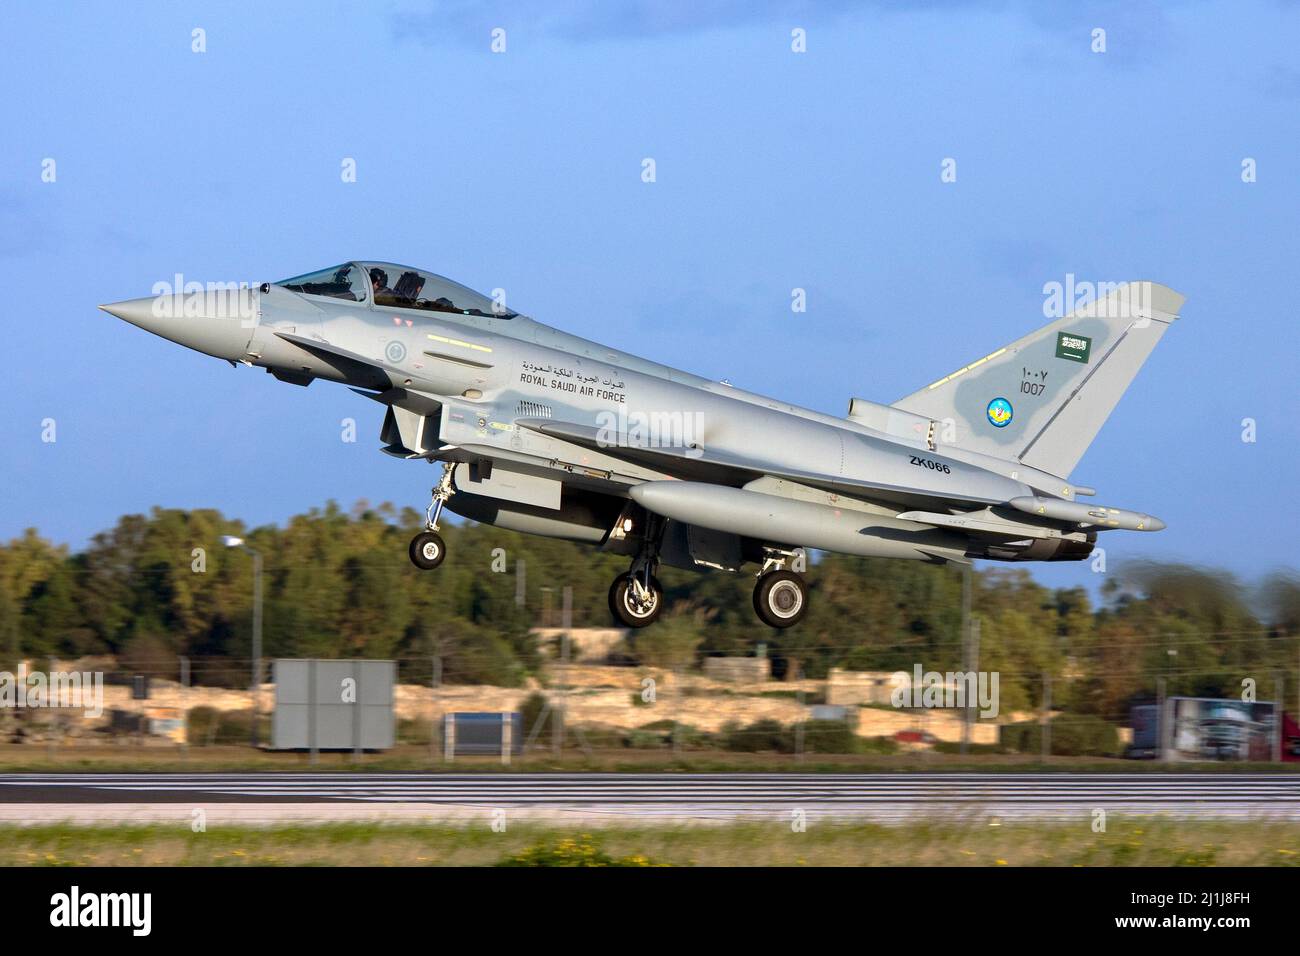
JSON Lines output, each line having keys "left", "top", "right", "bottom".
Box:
{"left": 1, "top": 0, "right": 1296, "bottom": 591}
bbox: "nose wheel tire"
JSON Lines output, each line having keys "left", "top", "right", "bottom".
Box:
{"left": 609, "top": 572, "right": 664, "bottom": 628}
{"left": 753, "top": 570, "right": 808, "bottom": 628}
{"left": 409, "top": 530, "right": 446, "bottom": 570}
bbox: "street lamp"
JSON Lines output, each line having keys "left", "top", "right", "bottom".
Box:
{"left": 223, "top": 535, "right": 263, "bottom": 748}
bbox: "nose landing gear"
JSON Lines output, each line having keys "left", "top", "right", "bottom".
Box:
{"left": 409, "top": 463, "right": 455, "bottom": 570}
{"left": 609, "top": 570, "right": 663, "bottom": 628}
{"left": 608, "top": 512, "right": 666, "bottom": 628}
{"left": 409, "top": 530, "right": 445, "bottom": 570}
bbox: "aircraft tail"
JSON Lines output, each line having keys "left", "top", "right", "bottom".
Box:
{"left": 892, "top": 281, "right": 1184, "bottom": 479}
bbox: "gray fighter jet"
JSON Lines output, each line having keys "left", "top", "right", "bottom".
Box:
{"left": 102, "top": 263, "right": 1182, "bottom": 629}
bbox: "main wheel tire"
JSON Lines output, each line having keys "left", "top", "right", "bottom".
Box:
{"left": 609, "top": 572, "right": 664, "bottom": 628}
{"left": 408, "top": 530, "right": 446, "bottom": 570}
{"left": 753, "top": 570, "right": 808, "bottom": 628}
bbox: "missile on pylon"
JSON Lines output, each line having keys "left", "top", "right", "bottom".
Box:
{"left": 1006, "top": 496, "right": 1165, "bottom": 532}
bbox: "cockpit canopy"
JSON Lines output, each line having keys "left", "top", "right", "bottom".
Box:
{"left": 275, "top": 262, "right": 517, "bottom": 319}
{"left": 276, "top": 263, "right": 368, "bottom": 301}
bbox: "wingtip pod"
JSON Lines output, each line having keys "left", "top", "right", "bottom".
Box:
{"left": 1007, "top": 496, "right": 1165, "bottom": 532}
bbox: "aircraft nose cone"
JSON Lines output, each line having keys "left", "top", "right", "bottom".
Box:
{"left": 101, "top": 289, "right": 256, "bottom": 361}
{"left": 99, "top": 297, "right": 161, "bottom": 331}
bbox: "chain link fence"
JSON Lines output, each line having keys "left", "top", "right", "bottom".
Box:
{"left": 2, "top": 649, "right": 1295, "bottom": 765}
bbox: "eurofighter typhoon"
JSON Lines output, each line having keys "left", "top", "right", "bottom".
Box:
{"left": 102, "top": 264, "right": 1181, "bottom": 628}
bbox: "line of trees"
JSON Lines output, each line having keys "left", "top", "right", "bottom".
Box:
{"left": 0, "top": 502, "right": 1296, "bottom": 721}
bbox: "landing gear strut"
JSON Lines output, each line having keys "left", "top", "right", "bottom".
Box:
{"left": 609, "top": 512, "right": 665, "bottom": 628}
{"left": 409, "top": 463, "right": 454, "bottom": 570}
{"left": 752, "top": 550, "right": 809, "bottom": 628}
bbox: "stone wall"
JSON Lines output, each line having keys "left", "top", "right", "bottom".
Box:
{"left": 532, "top": 627, "right": 630, "bottom": 663}
{"left": 701, "top": 657, "right": 770, "bottom": 683}
{"left": 827, "top": 668, "right": 901, "bottom": 706}
{"left": 20, "top": 659, "right": 1001, "bottom": 745}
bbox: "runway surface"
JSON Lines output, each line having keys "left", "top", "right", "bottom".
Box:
{"left": 2, "top": 772, "right": 1298, "bottom": 824}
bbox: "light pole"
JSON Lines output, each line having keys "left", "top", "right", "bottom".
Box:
{"left": 223, "top": 535, "right": 262, "bottom": 749}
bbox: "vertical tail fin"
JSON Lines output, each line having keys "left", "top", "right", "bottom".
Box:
{"left": 892, "top": 281, "right": 1184, "bottom": 478}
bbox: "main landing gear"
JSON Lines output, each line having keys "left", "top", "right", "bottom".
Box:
{"left": 608, "top": 513, "right": 665, "bottom": 628}
{"left": 752, "top": 550, "right": 809, "bottom": 629}
{"left": 409, "top": 464, "right": 454, "bottom": 570}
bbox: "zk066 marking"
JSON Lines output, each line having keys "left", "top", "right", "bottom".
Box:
{"left": 910, "top": 456, "right": 951, "bottom": 474}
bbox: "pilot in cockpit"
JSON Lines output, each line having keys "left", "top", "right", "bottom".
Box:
{"left": 369, "top": 267, "right": 393, "bottom": 298}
